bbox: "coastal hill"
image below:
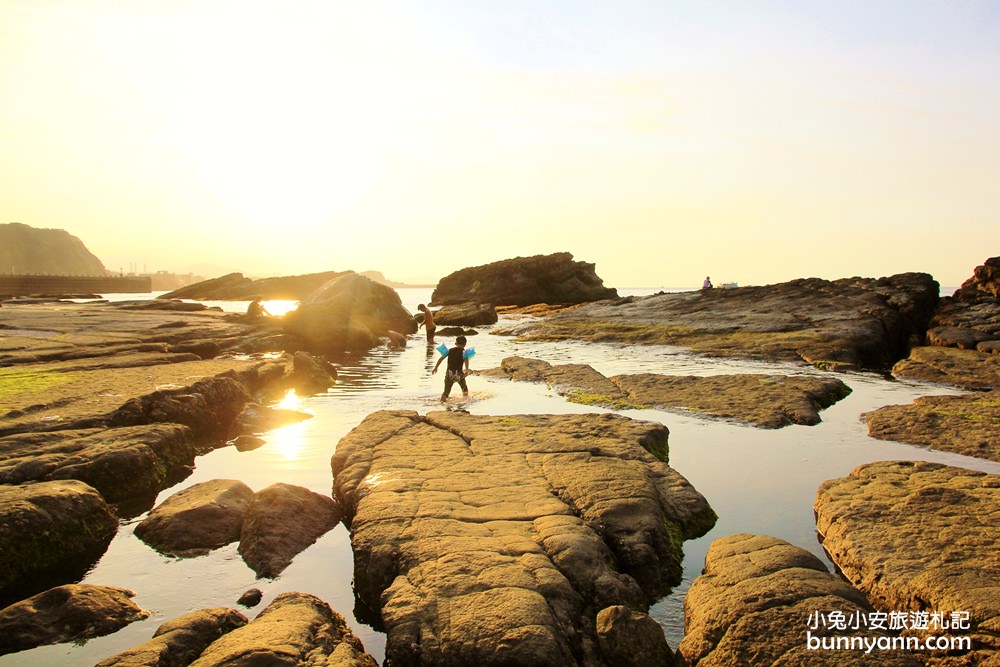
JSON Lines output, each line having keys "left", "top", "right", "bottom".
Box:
{"left": 0, "top": 222, "right": 106, "bottom": 275}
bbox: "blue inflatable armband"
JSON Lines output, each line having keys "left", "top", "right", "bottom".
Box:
{"left": 436, "top": 343, "right": 449, "bottom": 357}
{"left": 464, "top": 347, "right": 476, "bottom": 360}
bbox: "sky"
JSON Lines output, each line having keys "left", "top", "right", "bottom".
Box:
{"left": 2, "top": 1, "right": 999, "bottom": 288}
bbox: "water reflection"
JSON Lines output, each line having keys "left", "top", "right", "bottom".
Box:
{"left": 4, "top": 287, "right": 998, "bottom": 666}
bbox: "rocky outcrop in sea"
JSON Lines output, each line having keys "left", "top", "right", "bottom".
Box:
{"left": 333, "top": 410, "right": 715, "bottom": 666}
{"left": 431, "top": 252, "right": 618, "bottom": 307}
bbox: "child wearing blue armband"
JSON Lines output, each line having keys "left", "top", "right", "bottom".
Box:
{"left": 432, "top": 335, "right": 470, "bottom": 401}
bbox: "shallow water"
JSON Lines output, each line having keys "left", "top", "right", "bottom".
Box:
{"left": 5, "top": 287, "right": 996, "bottom": 666}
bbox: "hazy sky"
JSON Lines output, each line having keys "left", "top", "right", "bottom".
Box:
{"left": 3, "top": 1, "right": 998, "bottom": 287}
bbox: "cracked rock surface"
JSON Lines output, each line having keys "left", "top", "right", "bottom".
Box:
{"left": 333, "top": 410, "right": 715, "bottom": 666}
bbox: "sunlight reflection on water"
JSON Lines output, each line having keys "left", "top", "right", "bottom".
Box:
{"left": 5, "top": 287, "right": 997, "bottom": 666}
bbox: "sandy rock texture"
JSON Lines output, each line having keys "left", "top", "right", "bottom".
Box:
{"left": 95, "top": 607, "right": 248, "bottom": 667}
{"left": 815, "top": 461, "right": 999, "bottom": 664}
{"left": 496, "top": 273, "right": 939, "bottom": 371}
{"left": 333, "top": 410, "right": 715, "bottom": 666}
{"left": 865, "top": 391, "right": 1000, "bottom": 462}
{"left": 484, "top": 356, "right": 851, "bottom": 428}
{"left": 892, "top": 346, "right": 1000, "bottom": 390}
{"left": 677, "top": 534, "right": 922, "bottom": 666}
{"left": 185, "top": 592, "right": 377, "bottom": 667}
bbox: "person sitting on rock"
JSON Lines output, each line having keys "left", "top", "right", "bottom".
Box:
{"left": 702, "top": 276, "right": 713, "bottom": 289}
{"left": 246, "top": 297, "right": 271, "bottom": 318}
{"left": 432, "top": 335, "right": 470, "bottom": 401}
{"left": 416, "top": 304, "right": 436, "bottom": 342}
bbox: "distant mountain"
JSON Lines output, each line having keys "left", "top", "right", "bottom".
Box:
{"left": 0, "top": 223, "right": 107, "bottom": 275}
{"left": 360, "top": 270, "right": 433, "bottom": 288}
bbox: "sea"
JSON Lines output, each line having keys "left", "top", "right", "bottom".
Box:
{"left": 4, "top": 286, "right": 996, "bottom": 666}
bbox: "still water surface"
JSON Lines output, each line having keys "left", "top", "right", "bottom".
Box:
{"left": 5, "top": 287, "right": 997, "bottom": 665}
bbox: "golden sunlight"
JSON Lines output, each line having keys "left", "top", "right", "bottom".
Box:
{"left": 276, "top": 388, "right": 303, "bottom": 411}
{"left": 267, "top": 421, "right": 309, "bottom": 461}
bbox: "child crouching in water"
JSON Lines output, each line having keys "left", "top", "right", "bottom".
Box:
{"left": 432, "top": 335, "right": 470, "bottom": 401}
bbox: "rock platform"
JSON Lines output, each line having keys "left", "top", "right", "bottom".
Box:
{"left": 333, "top": 410, "right": 715, "bottom": 666}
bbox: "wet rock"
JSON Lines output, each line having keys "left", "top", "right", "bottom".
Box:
{"left": 230, "top": 435, "right": 266, "bottom": 452}
{"left": 499, "top": 273, "right": 939, "bottom": 371}
{"left": 0, "top": 424, "right": 195, "bottom": 503}
{"left": 236, "top": 589, "right": 263, "bottom": 608}
{"left": 0, "top": 584, "right": 148, "bottom": 656}
{"left": 677, "top": 534, "right": 922, "bottom": 666}
{"left": 485, "top": 357, "right": 851, "bottom": 427}
{"left": 283, "top": 273, "right": 418, "bottom": 354}
{"left": 289, "top": 350, "right": 337, "bottom": 394}
{"left": 333, "top": 410, "right": 715, "bottom": 666}
{"left": 815, "top": 461, "right": 1000, "bottom": 663}
{"left": 187, "top": 592, "right": 377, "bottom": 667}
{"left": 596, "top": 605, "right": 673, "bottom": 666}
{"left": 865, "top": 391, "right": 1000, "bottom": 462}
{"left": 434, "top": 301, "right": 499, "bottom": 326}
{"left": 612, "top": 372, "right": 852, "bottom": 428}
{"left": 238, "top": 483, "right": 342, "bottom": 578}
{"left": 892, "top": 346, "right": 1000, "bottom": 390}
{"left": 435, "top": 326, "right": 478, "bottom": 337}
{"left": 95, "top": 607, "right": 247, "bottom": 667}
{"left": 108, "top": 373, "right": 255, "bottom": 438}
{"left": 431, "top": 252, "right": 618, "bottom": 307}
{"left": 134, "top": 479, "right": 255, "bottom": 556}
{"left": 0, "top": 480, "right": 118, "bottom": 601}
{"left": 229, "top": 403, "right": 312, "bottom": 436}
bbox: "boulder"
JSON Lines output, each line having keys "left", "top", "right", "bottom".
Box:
{"left": 958, "top": 255, "right": 1000, "bottom": 299}
{"left": 0, "top": 424, "right": 196, "bottom": 503}
{"left": 431, "top": 252, "right": 618, "bottom": 307}
{"left": 815, "top": 461, "right": 1000, "bottom": 663}
{"left": 892, "top": 346, "right": 1000, "bottom": 390}
{"left": 498, "top": 273, "right": 939, "bottom": 371}
{"left": 238, "top": 483, "right": 342, "bottom": 578}
{"left": 596, "top": 605, "right": 673, "bottom": 666}
{"left": 134, "top": 479, "right": 255, "bottom": 556}
{"left": 0, "top": 480, "right": 118, "bottom": 602}
{"left": 283, "top": 273, "right": 418, "bottom": 354}
{"left": 333, "top": 410, "right": 715, "bottom": 666}
{"left": 184, "top": 592, "right": 377, "bottom": 667}
{"left": 0, "top": 584, "right": 148, "bottom": 656}
{"left": 677, "top": 534, "right": 922, "bottom": 666}
{"left": 95, "top": 607, "right": 247, "bottom": 667}
{"left": 433, "top": 302, "right": 499, "bottom": 326}
{"left": 865, "top": 390, "right": 1000, "bottom": 462}
{"left": 288, "top": 351, "right": 338, "bottom": 394}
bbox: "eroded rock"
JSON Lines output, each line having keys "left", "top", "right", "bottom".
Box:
{"left": 485, "top": 356, "right": 851, "bottom": 427}
{"left": 677, "top": 534, "right": 922, "bottom": 666}
{"left": 497, "top": 273, "right": 939, "bottom": 371}
{"left": 134, "top": 479, "right": 255, "bottom": 556}
{"left": 0, "top": 584, "right": 148, "bottom": 656}
{"left": 434, "top": 302, "right": 499, "bottom": 326}
{"left": 431, "top": 252, "right": 618, "bottom": 307}
{"left": 891, "top": 346, "right": 1000, "bottom": 390}
{"left": 865, "top": 391, "right": 1000, "bottom": 462}
{"left": 185, "top": 592, "right": 377, "bottom": 667}
{"left": 95, "top": 607, "right": 247, "bottom": 667}
{"left": 238, "top": 483, "right": 342, "bottom": 578}
{"left": 815, "top": 461, "right": 999, "bottom": 663}
{"left": 0, "top": 424, "right": 195, "bottom": 503}
{"left": 0, "top": 480, "right": 118, "bottom": 602}
{"left": 333, "top": 410, "right": 715, "bottom": 666}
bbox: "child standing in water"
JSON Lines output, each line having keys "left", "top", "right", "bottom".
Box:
{"left": 432, "top": 335, "right": 470, "bottom": 401}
